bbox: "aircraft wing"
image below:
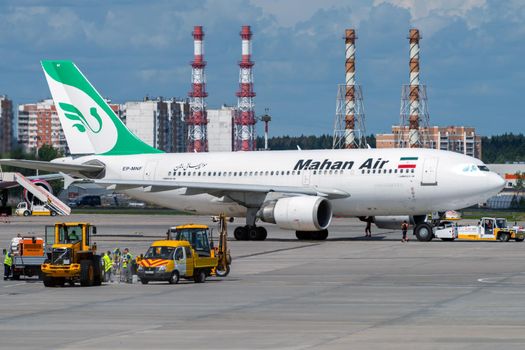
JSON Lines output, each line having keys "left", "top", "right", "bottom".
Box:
{"left": 94, "top": 179, "right": 350, "bottom": 199}
{"left": 0, "top": 159, "right": 104, "bottom": 174}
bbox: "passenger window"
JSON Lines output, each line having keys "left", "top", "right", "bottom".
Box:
{"left": 184, "top": 247, "right": 192, "bottom": 258}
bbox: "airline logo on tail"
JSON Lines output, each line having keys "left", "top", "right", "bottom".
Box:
{"left": 59, "top": 103, "right": 102, "bottom": 134}
{"left": 42, "top": 60, "right": 162, "bottom": 156}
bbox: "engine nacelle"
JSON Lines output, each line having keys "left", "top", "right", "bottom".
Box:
{"left": 373, "top": 215, "right": 415, "bottom": 230}
{"left": 258, "top": 196, "right": 332, "bottom": 231}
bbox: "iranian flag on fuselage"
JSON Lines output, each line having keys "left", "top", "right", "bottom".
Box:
{"left": 398, "top": 157, "right": 418, "bottom": 169}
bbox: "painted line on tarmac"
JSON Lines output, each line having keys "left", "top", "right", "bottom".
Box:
{"left": 3, "top": 283, "right": 26, "bottom": 288}
{"left": 236, "top": 243, "right": 322, "bottom": 259}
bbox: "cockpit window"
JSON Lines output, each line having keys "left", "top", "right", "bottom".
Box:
{"left": 477, "top": 165, "right": 490, "bottom": 172}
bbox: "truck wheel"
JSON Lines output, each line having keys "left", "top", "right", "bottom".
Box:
{"left": 498, "top": 232, "right": 510, "bottom": 242}
{"left": 92, "top": 256, "right": 102, "bottom": 286}
{"left": 515, "top": 237, "right": 524, "bottom": 242}
{"left": 43, "top": 275, "right": 55, "bottom": 287}
{"left": 50, "top": 211, "right": 57, "bottom": 217}
{"left": 12, "top": 273, "right": 20, "bottom": 280}
{"left": 215, "top": 264, "right": 230, "bottom": 277}
{"left": 169, "top": 271, "right": 179, "bottom": 284}
{"left": 140, "top": 279, "right": 149, "bottom": 285}
{"left": 414, "top": 223, "right": 433, "bottom": 242}
{"left": 194, "top": 270, "right": 206, "bottom": 283}
{"left": 80, "top": 260, "right": 94, "bottom": 286}
{"left": 23, "top": 210, "right": 30, "bottom": 217}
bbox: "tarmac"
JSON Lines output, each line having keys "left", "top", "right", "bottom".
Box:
{"left": 1, "top": 214, "right": 525, "bottom": 349}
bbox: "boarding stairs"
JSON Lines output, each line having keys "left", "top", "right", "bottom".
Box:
{"left": 13, "top": 172, "right": 71, "bottom": 216}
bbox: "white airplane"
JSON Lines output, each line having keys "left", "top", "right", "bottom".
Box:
{"left": 0, "top": 61, "right": 505, "bottom": 241}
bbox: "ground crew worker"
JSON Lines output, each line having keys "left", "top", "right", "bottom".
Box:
{"left": 4, "top": 251, "right": 13, "bottom": 280}
{"left": 401, "top": 220, "right": 409, "bottom": 242}
{"left": 102, "top": 250, "right": 113, "bottom": 282}
{"left": 365, "top": 216, "right": 373, "bottom": 238}
{"left": 122, "top": 248, "right": 133, "bottom": 283}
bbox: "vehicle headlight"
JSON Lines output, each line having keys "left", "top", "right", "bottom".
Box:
{"left": 137, "top": 265, "right": 144, "bottom": 271}
{"left": 157, "top": 265, "right": 166, "bottom": 272}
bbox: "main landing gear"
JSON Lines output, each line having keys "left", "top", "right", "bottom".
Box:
{"left": 295, "top": 230, "right": 329, "bottom": 240}
{"left": 233, "top": 226, "right": 268, "bottom": 241}
{"left": 413, "top": 223, "right": 434, "bottom": 242}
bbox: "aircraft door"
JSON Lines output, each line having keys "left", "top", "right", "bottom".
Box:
{"left": 421, "top": 158, "right": 439, "bottom": 186}
{"left": 143, "top": 161, "right": 158, "bottom": 180}
{"left": 174, "top": 247, "right": 186, "bottom": 276}
{"left": 302, "top": 170, "right": 311, "bottom": 186}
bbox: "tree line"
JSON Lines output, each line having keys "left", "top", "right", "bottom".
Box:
{"left": 257, "top": 133, "right": 525, "bottom": 164}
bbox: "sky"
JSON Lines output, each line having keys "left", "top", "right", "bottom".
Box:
{"left": 0, "top": 0, "right": 523, "bottom": 137}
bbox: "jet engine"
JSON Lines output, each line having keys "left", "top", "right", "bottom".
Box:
{"left": 373, "top": 215, "right": 416, "bottom": 230}
{"left": 258, "top": 196, "right": 332, "bottom": 231}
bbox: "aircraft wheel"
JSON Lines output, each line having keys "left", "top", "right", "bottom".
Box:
{"left": 311, "top": 230, "right": 328, "bottom": 240}
{"left": 296, "top": 231, "right": 311, "bottom": 240}
{"left": 248, "top": 226, "right": 259, "bottom": 240}
{"left": 255, "top": 227, "right": 267, "bottom": 241}
{"left": 234, "top": 226, "right": 248, "bottom": 241}
{"left": 414, "top": 223, "right": 433, "bottom": 242}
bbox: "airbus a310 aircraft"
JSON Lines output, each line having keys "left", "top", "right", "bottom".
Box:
{"left": 0, "top": 61, "right": 505, "bottom": 241}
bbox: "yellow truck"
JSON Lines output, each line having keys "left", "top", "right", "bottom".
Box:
{"left": 138, "top": 215, "right": 231, "bottom": 284}
{"left": 41, "top": 222, "right": 102, "bottom": 287}
{"left": 137, "top": 240, "right": 217, "bottom": 284}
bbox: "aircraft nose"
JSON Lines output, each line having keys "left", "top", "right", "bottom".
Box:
{"left": 492, "top": 173, "right": 505, "bottom": 192}
{"left": 482, "top": 172, "right": 505, "bottom": 195}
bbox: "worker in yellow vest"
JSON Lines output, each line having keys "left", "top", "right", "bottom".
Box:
{"left": 122, "top": 248, "right": 133, "bottom": 283}
{"left": 4, "top": 251, "right": 13, "bottom": 280}
{"left": 102, "top": 250, "right": 113, "bottom": 283}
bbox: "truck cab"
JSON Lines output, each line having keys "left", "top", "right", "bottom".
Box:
{"left": 167, "top": 224, "right": 212, "bottom": 257}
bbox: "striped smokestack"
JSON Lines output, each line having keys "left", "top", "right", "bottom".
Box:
{"left": 344, "top": 29, "right": 356, "bottom": 149}
{"left": 408, "top": 28, "right": 420, "bottom": 148}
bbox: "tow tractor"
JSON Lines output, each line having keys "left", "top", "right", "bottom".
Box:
{"left": 427, "top": 217, "right": 525, "bottom": 242}
{"left": 138, "top": 214, "right": 231, "bottom": 284}
{"left": 41, "top": 222, "right": 102, "bottom": 287}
